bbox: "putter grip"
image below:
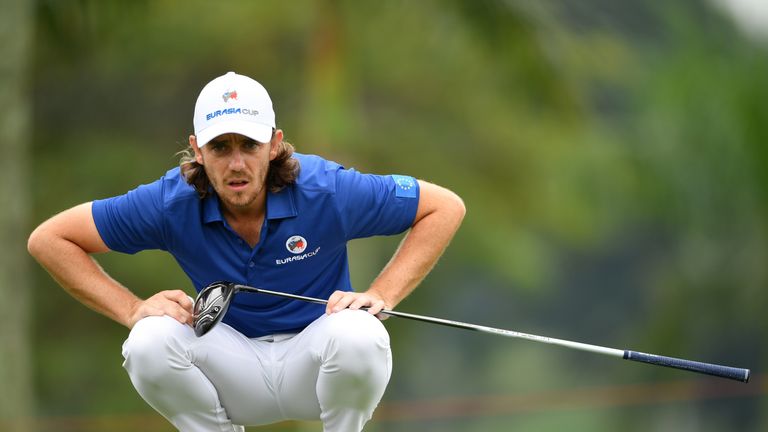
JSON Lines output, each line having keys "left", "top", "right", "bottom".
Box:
{"left": 624, "top": 350, "right": 750, "bottom": 383}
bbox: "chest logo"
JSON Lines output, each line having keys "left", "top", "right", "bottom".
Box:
{"left": 286, "top": 235, "right": 308, "bottom": 254}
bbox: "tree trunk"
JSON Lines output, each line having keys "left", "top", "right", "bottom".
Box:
{"left": 0, "top": 0, "right": 34, "bottom": 430}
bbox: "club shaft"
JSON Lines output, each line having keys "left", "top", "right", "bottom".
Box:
{"left": 236, "top": 285, "right": 750, "bottom": 383}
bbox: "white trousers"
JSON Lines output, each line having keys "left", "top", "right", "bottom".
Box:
{"left": 122, "top": 310, "right": 392, "bottom": 431}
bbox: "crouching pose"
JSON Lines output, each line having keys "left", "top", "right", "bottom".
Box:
{"left": 28, "top": 71, "right": 465, "bottom": 431}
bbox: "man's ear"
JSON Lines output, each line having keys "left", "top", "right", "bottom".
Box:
{"left": 269, "top": 129, "right": 284, "bottom": 161}
{"left": 190, "top": 135, "right": 204, "bottom": 165}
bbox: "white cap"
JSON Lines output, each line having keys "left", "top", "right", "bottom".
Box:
{"left": 193, "top": 72, "right": 276, "bottom": 147}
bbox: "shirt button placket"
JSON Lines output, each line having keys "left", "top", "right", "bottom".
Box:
{"left": 246, "top": 221, "right": 267, "bottom": 280}
{"left": 247, "top": 245, "right": 258, "bottom": 278}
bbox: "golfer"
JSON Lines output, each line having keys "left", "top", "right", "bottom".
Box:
{"left": 28, "top": 71, "right": 465, "bottom": 431}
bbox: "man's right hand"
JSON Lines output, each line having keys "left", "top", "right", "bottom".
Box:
{"left": 127, "top": 290, "right": 194, "bottom": 328}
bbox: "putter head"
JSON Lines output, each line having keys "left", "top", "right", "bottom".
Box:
{"left": 193, "top": 281, "right": 237, "bottom": 337}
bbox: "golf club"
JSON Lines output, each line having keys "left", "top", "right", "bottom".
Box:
{"left": 193, "top": 281, "right": 750, "bottom": 383}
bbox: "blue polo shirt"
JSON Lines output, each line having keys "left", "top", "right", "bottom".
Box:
{"left": 92, "top": 153, "right": 419, "bottom": 337}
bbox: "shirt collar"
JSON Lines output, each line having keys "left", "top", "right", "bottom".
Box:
{"left": 266, "top": 184, "right": 298, "bottom": 219}
{"left": 202, "top": 185, "right": 297, "bottom": 224}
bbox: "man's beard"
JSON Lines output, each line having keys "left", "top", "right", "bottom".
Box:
{"left": 220, "top": 187, "right": 260, "bottom": 209}
{"left": 207, "top": 168, "right": 268, "bottom": 211}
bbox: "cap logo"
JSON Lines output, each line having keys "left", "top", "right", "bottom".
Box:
{"left": 222, "top": 90, "right": 238, "bottom": 102}
{"left": 286, "top": 235, "right": 307, "bottom": 254}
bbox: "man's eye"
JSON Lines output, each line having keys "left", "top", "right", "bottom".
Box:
{"left": 244, "top": 139, "right": 260, "bottom": 149}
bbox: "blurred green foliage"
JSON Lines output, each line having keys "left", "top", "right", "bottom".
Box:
{"left": 17, "top": 0, "right": 768, "bottom": 431}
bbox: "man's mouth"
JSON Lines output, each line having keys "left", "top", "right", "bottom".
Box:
{"left": 226, "top": 179, "right": 250, "bottom": 191}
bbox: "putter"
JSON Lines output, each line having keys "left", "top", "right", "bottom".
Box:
{"left": 193, "top": 281, "right": 750, "bottom": 383}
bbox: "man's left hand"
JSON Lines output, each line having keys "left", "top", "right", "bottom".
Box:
{"left": 326, "top": 290, "right": 389, "bottom": 319}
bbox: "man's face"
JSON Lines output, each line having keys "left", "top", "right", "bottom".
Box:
{"left": 190, "top": 132, "right": 279, "bottom": 213}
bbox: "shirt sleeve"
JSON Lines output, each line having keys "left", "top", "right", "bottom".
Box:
{"left": 91, "top": 178, "right": 167, "bottom": 254}
{"left": 334, "top": 168, "right": 420, "bottom": 240}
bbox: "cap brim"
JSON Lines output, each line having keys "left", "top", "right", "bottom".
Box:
{"left": 195, "top": 120, "right": 273, "bottom": 147}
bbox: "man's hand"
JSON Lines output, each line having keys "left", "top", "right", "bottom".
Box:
{"left": 127, "top": 290, "right": 194, "bottom": 328}
{"left": 326, "top": 290, "right": 389, "bottom": 318}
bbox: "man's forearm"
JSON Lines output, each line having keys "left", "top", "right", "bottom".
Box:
{"left": 29, "top": 230, "right": 140, "bottom": 328}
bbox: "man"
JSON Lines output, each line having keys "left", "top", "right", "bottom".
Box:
{"left": 28, "top": 71, "right": 465, "bottom": 431}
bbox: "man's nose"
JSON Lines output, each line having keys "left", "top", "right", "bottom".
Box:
{"left": 228, "top": 149, "right": 245, "bottom": 170}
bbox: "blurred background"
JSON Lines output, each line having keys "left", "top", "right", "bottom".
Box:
{"left": 1, "top": 0, "right": 767, "bottom": 431}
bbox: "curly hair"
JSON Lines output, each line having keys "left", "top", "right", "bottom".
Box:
{"left": 178, "top": 138, "right": 300, "bottom": 199}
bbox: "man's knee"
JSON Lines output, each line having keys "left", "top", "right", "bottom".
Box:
{"left": 122, "top": 315, "right": 193, "bottom": 381}
{"left": 316, "top": 310, "right": 392, "bottom": 419}
{"left": 322, "top": 310, "right": 391, "bottom": 376}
